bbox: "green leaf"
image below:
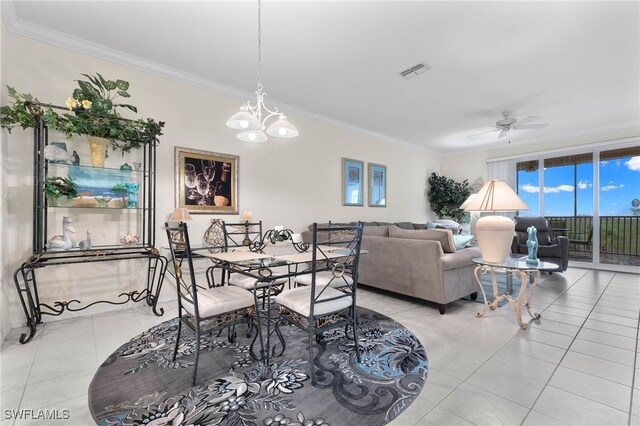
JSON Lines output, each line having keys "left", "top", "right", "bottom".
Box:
{"left": 81, "top": 74, "right": 102, "bottom": 89}
{"left": 116, "top": 104, "right": 137, "bottom": 113}
{"left": 115, "top": 80, "right": 129, "bottom": 91}
{"left": 117, "top": 91, "right": 131, "bottom": 98}
{"left": 104, "top": 80, "right": 117, "bottom": 91}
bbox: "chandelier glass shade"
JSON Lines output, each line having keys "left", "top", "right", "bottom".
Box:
{"left": 226, "top": 0, "right": 299, "bottom": 143}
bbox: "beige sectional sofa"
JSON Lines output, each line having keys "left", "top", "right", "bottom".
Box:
{"left": 302, "top": 223, "right": 481, "bottom": 314}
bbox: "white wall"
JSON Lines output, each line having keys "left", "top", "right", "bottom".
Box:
{"left": 0, "top": 17, "right": 11, "bottom": 342}
{"left": 1, "top": 30, "right": 441, "bottom": 327}
{"left": 441, "top": 127, "right": 640, "bottom": 185}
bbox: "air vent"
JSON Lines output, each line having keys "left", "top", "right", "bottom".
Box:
{"left": 400, "top": 63, "right": 430, "bottom": 79}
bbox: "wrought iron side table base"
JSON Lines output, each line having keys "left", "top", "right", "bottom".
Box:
{"left": 13, "top": 249, "right": 168, "bottom": 344}
{"left": 474, "top": 265, "right": 541, "bottom": 330}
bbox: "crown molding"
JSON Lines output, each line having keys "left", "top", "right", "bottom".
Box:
{"left": 1, "top": 4, "right": 436, "bottom": 155}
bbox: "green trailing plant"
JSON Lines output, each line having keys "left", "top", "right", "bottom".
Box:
{"left": 0, "top": 73, "right": 165, "bottom": 155}
{"left": 44, "top": 176, "right": 78, "bottom": 199}
{"left": 427, "top": 172, "right": 471, "bottom": 223}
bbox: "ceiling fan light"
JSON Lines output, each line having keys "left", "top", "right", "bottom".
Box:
{"left": 227, "top": 110, "right": 262, "bottom": 130}
{"left": 237, "top": 130, "right": 267, "bottom": 143}
{"left": 266, "top": 117, "right": 299, "bottom": 138}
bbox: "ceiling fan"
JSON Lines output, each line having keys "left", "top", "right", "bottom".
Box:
{"left": 468, "top": 111, "right": 549, "bottom": 139}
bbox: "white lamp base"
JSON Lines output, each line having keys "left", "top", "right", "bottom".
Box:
{"left": 475, "top": 215, "right": 514, "bottom": 263}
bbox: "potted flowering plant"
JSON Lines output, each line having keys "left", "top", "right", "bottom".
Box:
{"left": 44, "top": 176, "right": 78, "bottom": 207}
{"left": 1, "top": 73, "right": 164, "bottom": 165}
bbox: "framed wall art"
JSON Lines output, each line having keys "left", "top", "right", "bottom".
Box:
{"left": 342, "top": 158, "right": 364, "bottom": 206}
{"left": 368, "top": 163, "right": 387, "bottom": 207}
{"left": 175, "top": 147, "right": 239, "bottom": 214}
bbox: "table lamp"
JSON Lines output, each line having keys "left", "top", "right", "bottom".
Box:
{"left": 239, "top": 209, "right": 255, "bottom": 246}
{"left": 169, "top": 208, "right": 193, "bottom": 248}
{"left": 459, "top": 193, "right": 478, "bottom": 235}
{"left": 463, "top": 179, "right": 528, "bottom": 263}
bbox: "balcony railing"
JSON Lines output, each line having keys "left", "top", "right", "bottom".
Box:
{"left": 545, "top": 215, "right": 640, "bottom": 266}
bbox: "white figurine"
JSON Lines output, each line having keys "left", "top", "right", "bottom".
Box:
{"left": 44, "top": 145, "right": 75, "bottom": 164}
{"left": 47, "top": 216, "right": 75, "bottom": 251}
{"left": 79, "top": 230, "right": 92, "bottom": 250}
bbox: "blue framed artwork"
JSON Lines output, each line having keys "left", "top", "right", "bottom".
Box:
{"left": 368, "top": 163, "right": 387, "bottom": 207}
{"left": 342, "top": 158, "right": 364, "bottom": 206}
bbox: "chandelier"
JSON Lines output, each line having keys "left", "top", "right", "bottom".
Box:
{"left": 226, "top": 0, "right": 299, "bottom": 143}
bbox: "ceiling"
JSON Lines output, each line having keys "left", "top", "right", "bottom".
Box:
{"left": 3, "top": 1, "right": 639, "bottom": 154}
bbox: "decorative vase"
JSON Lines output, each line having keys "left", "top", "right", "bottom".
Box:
{"left": 87, "top": 136, "right": 109, "bottom": 168}
{"left": 47, "top": 195, "right": 73, "bottom": 207}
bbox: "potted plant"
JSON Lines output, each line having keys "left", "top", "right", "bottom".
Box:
{"left": 427, "top": 172, "right": 471, "bottom": 223}
{"left": 44, "top": 176, "right": 78, "bottom": 207}
{"left": 1, "top": 73, "right": 165, "bottom": 166}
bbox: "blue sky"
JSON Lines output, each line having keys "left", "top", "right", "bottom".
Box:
{"left": 517, "top": 155, "right": 640, "bottom": 216}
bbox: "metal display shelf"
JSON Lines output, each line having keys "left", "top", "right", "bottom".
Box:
{"left": 13, "top": 108, "right": 167, "bottom": 343}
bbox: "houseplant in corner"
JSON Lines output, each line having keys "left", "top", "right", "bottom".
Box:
{"left": 1, "top": 73, "right": 165, "bottom": 167}
{"left": 427, "top": 172, "right": 471, "bottom": 223}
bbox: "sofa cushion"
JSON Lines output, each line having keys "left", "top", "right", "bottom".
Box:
{"left": 518, "top": 243, "right": 563, "bottom": 257}
{"left": 363, "top": 226, "right": 389, "bottom": 237}
{"left": 376, "top": 221, "right": 395, "bottom": 226}
{"left": 439, "top": 246, "right": 481, "bottom": 271}
{"left": 412, "top": 223, "right": 427, "bottom": 229}
{"left": 363, "top": 221, "right": 378, "bottom": 226}
{"left": 395, "top": 222, "right": 414, "bottom": 229}
{"left": 388, "top": 227, "right": 456, "bottom": 253}
{"left": 453, "top": 235, "right": 474, "bottom": 250}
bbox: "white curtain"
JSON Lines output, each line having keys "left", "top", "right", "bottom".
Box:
{"left": 487, "top": 159, "right": 516, "bottom": 187}
{"left": 487, "top": 158, "right": 517, "bottom": 218}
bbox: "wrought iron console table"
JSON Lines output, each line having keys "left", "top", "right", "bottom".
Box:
{"left": 13, "top": 248, "right": 167, "bottom": 344}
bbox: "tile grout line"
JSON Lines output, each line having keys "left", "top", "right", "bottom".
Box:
{"left": 627, "top": 300, "right": 640, "bottom": 426}
{"left": 520, "top": 270, "right": 620, "bottom": 426}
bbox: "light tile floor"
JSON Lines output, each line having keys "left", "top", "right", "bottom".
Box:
{"left": 0, "top": 268, "right": 638, "bottom": 425}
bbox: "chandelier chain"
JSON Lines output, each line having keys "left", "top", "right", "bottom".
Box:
{"left": 257, "top": 0, "right": 263, "bottom": 93}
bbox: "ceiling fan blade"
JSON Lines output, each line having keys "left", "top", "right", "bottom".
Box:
{"left": 467, "top": 128, "right": 499, "bottom": 138}
{"left": 513, "top": 115, "right": 542, "bottom": 126}
{"left": 498, "top": 128, "right": 509, "bottom": 138}
{"left": 512, "top": 123, "right": 549, "bottom": 130}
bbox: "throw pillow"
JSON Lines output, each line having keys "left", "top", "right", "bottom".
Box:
{"left": 363, "top": 226, "right": 389, "bottom": 237}
{"left": 453, "top": 235, "right": 474, "bottom": 250}
{"left": 388, "top": 227, "right": 457, "bottom": 253}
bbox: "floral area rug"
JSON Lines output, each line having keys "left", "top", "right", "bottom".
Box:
{"left": 88, "top": 307, "right": 428, "bottom": 426}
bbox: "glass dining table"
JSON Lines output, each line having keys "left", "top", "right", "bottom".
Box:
{"left": 193, "top": 241, "right": 357, "bottom": 377}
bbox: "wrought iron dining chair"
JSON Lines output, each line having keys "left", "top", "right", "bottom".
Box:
{"left": 275, "top": 222, "right": 364, "bottom": 384}
{"left": 221, "top": 220, "right": 288, "bottom": 302}
{"left": 165, "top": 221, "right": 256, "bottom": 386}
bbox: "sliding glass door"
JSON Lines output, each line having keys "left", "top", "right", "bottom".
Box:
{"left": 516, "top": 144, "right": 639, "bottom": 269}
{"left": 598, "top": 146, "right": 640, "bottom": 266}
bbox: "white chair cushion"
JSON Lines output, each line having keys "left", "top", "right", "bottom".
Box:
{"left": 229, "top": 274, "right": 288, "bottom": 290}
{"left": 276, "top": 286, "right": 352, "bottom": 317}
{"left": 294, "top": 271, "right": 353, "bottom": 288}
{"left": 182, "top": 285, "right": 254, "bottom": 318}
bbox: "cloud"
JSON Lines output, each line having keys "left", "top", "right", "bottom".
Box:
{"left": 600, "top": 160, "right": 608, "bottom": 167}
{"left": 601, "top": 184, "right": 624, "bottom": 191}
{"left": 625, "top": 156, "right": 640, "bottom": 171}
{"left": 544, "top": 185, "right": 574, "bottom": 193}
{"left": 520, "top": 184, "right": 539, "bottom": 193}
{"left": 520, "top": 184, "right": 575, "bottom": 193}
{"left": 577, "top": 179, "right": 591, "bottom": 189}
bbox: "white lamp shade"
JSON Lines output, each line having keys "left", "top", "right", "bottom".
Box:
{"left": 240, "top": 209, "right": 255, "bottom": 221}
{"left": 266, "top": 117, "right": 299, "bottom": 138}
{"left": 169, "top": 207, "right": 192, "bottom": 222}
{"left": 463, "top": 179, "right": 528, "bottom": 212}
{"left": 226, "top": 110, "right": 262, "bottom": 131}
{"left": 459, "top": 193, "right": 476, "bottom": 210}
{"left": 237, "top": 130, "right": 268, "bottom": 143}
